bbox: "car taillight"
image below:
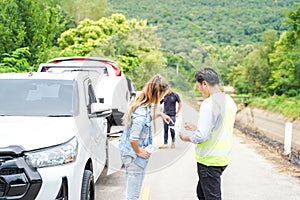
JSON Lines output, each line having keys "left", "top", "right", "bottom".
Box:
{"left": 72, "top": 58, "right": 88, "bottom": 61}
{"left": 105, "top": 62, "right": 121, "bottom": 76}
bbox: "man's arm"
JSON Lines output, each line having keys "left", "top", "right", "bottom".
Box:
{"left": 179, "top": 133, "right": 191, "bottom": 142}
{"left": 176, "top": 101, "right": 182, "bottom": 117}
{"left": 175, "top": 93, "right": 182, "bottom": 117}
{"left": 180, "top": 100, "right": 213, "bottom": 144}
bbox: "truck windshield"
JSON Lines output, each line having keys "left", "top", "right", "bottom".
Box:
{"left": 0, "top": 79, "right": 77, "bottom": 116}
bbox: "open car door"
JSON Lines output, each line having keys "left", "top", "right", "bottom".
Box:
{"left": 106, "top": 126, "right": 124, "bottom": 175}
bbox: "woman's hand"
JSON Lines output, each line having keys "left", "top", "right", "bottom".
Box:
{"left": 130, "top": 140, "right": 151, "bottom": 158}
{"left": 162, "top": 113, "right": 174, "bottom": 124}
{"left": 137, "top": 147, "right": 151, "bottom": 159}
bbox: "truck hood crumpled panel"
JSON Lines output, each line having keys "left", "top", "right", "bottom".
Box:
{"left": 0, "top": 116, "right": 76, "bottom": 151}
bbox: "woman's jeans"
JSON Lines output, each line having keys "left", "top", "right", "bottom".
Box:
{"left": 122, "top": 156, "right": 146, "bottom": 200}
{"left": 197, "top": 163, "right": 227, "bottom": 200}
{"left": 163, "top": 115, "right": 176, "bottom": 144}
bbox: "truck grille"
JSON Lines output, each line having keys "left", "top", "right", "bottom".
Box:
{"left": 0, "top": 151, "right": 42, "bottom": 199}
{"left": 0, "top": 180, "right": 4, "bottom": 196}
{"left": 0, "top": 169, "right": 23, "bottom": 176}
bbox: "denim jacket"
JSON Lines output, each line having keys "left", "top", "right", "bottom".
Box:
{"left": 119, "top": 105, "right": 153, "bottom": 168}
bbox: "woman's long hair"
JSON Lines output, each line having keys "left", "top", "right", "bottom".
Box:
{"left": 123, "top": 74, "right": 169, "bottom": 126}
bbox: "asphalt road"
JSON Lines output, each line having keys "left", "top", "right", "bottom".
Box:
{"left": 95, "top": 102, "right": 300, "bottom": 200}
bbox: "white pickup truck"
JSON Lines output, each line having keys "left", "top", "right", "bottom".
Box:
{"left": 0, "top": 69, "right": 122, "bottom": 200}
{"left": 37, "top": 57, "right": 136, "bottom": 133}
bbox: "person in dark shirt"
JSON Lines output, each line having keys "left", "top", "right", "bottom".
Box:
{"left": 159, "top": 85, "right": 182, "bottom": 149}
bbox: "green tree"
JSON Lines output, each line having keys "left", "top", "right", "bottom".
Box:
{"left": 61, "top": 0, "right": 107, "bottom": 22}
{"left": 0, "top": 0, "right": 75, "bottom": 67}
{"left": 57, "top": 14, "right": 130, "bottom": 57}
{"left": 243, "top": 30, "right": 278, "bottom": 95}
{"left": 0, "top": 47, "right": 31, "bottom": 73}
{"left": 228, "top": 64, "right": 251, "bottom": 94}
{"left": 269, "top": 3, "right": 300, "bottom": 96}
{"left": 0, "top": 1, "right": 26, "bottom": 57}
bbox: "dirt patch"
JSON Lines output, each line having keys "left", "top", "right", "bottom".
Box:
{"left": 235, "top": 128, "right": 300, "bottom": 180}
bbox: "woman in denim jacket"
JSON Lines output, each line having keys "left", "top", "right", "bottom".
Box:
{"left": 119, "top": 74, "right": 172, "bottom": 200}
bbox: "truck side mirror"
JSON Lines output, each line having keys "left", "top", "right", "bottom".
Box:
{"left": 89, "top": 103, "right": 112, "bottom": 118}
{"left": 98, "top": 98, "right": 104, "bottom": 103}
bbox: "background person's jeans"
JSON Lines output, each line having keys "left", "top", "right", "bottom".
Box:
{"left": 163, "top": 115, "right": 176, "bottom": 144}
{"left": 197, "top": 163, "right": 227, "bottom": 200}
{"left": 122, "top": 156, "right": 146, "bottom": 200}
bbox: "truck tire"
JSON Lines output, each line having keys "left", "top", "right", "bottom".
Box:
{"left": 81, "top": 170, "right": 95, "bottom": 200}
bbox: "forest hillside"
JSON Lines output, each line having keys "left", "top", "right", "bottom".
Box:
{"left": 107, "top": 0, "right": 298, "bottom": 60}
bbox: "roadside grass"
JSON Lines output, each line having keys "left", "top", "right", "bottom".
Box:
{"left": 248, "top": 95, "right": 300, "bottom": 120}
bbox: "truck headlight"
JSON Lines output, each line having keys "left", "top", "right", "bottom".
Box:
{"left": 25, "top": 137, "right": 78, "bottom": 168}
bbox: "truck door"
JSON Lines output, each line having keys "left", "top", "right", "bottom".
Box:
{"left": 84, "top": 79, "right": 107, "bottom": 173}
{"left": 107, "top": 126, "right": 123, "bottom": 175}
{"left": 84, "top": 78, "right": 122, "bottom": 176}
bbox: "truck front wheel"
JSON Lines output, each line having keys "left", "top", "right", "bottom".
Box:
{"left": 81, "top": 170, "right": 95, "bottom": 200}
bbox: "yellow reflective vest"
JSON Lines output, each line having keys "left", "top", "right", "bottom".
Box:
{"left": 195, "top": 93, "right": 237, "bottom": 166}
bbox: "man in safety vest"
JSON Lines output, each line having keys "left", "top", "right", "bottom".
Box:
{"left": 179, "top": 68, "right": 237, "bottom": 200}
